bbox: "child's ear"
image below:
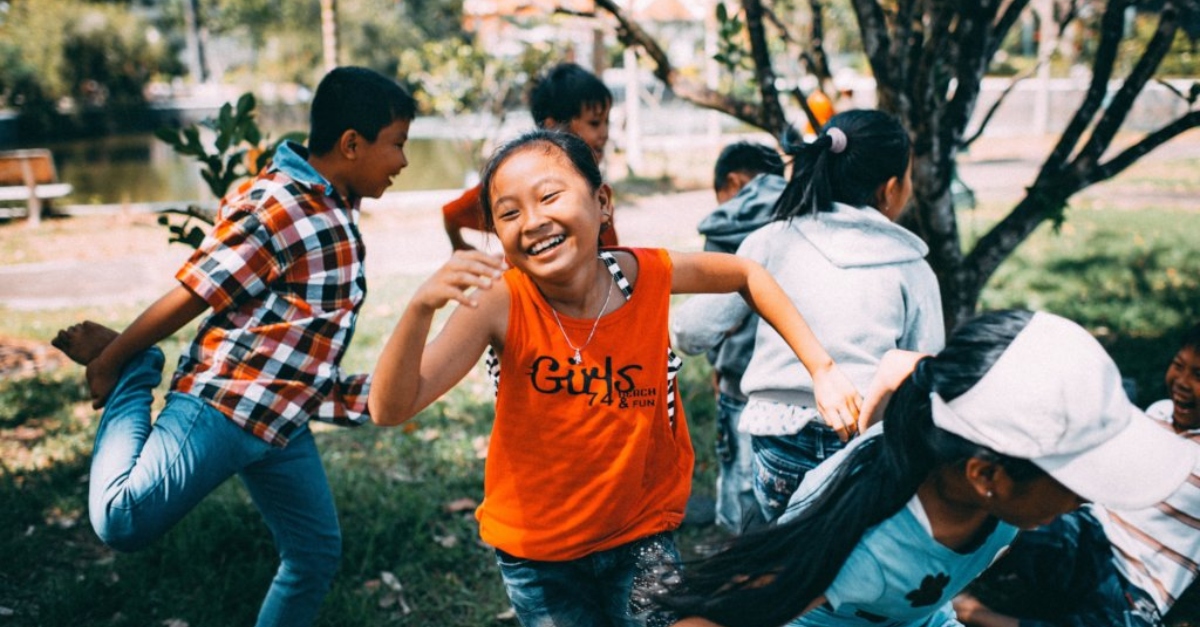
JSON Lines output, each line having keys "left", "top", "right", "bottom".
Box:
{"left": 596, "top": 183, "right": 614, "bottom": 212}
{"left": 337, "top": 130, "right": 360, "bottom": 160}
{"left": 963, "top": 458, "right": 1000, "bottom": 501}
{"left": 873, "top": 175, "right": 901, "bottom": 216}
{"left": 540, "top": 117, "right": 564, "bottom": 131}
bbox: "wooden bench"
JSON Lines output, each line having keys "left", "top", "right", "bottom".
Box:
{"left": 0, "top": 149, "right": 74, "bottom": 225}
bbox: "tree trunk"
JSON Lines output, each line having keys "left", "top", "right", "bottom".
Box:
{"left": 321, "top": 0, "right": 338, "bottom": 73}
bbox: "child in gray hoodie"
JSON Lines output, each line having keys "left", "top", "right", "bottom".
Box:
{"left": 672, "top": 110, "right": 945, "bottom": 523}
{"left": 695, "top": 141, "right": 787, "bottom": 534}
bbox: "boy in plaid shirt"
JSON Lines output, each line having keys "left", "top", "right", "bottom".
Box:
{"left": 51, "top": 66, "right": 415, "bottom": 627}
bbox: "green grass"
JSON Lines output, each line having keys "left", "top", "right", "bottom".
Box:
{"left": 1, "top": 195, "right": 1198, "bottom": 625}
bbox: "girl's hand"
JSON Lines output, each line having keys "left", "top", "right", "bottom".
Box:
{"left": 412, "top": 251, "right": 505, "bottom": 312}
{"left": 857, "top": 350, "right": 927, "bottom": 433}
{"left": 84, "top": 354, "right": 120, "bottom": 410}
{"left": 811, "top": 363, "right": 862, "bottom": 442}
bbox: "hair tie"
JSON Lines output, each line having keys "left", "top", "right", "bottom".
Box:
{"left": 826, "top": 127, "right": 848, "bottom": 154}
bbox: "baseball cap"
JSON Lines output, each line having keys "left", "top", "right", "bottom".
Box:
{"left": 930, "top": 311, "right": 1196, "bottom": 510}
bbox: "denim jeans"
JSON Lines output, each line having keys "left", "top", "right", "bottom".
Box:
{"left": 751, "top": 421, "right": 844, "bottom": 524}
{"left": 495, "top": 532, "right": 681, "bottom": 627}
{"left": 714, "top": 394, "right": 763, "bottom": 534}
{"left": 88, "top": 348, "right": 342, "bottom": 627}
{"left": 970, "top": 510, "right": 1162, "bottom": 627}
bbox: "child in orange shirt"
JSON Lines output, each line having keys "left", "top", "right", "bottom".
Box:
{"left": 443, "top": 62, "right": 617, "bottom": 252}
{"left": 371, "top": 130, "right": 861, "bottom": 626}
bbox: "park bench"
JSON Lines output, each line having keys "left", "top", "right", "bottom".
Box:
{"left": 0, "top": 149, "right": 73, "bottom": 225}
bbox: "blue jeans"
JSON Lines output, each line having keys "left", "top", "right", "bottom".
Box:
{"left": 714, "top": 394, "right": 762, "bottom": 534}
{"left": 88, "top": 348, "right": 341, "bottom": 627}
{"left": 971, "top": 510, "right": 1162, "bottom": 627}
{"left": 751, "top": 421, "right": 844, "bottom": 523}
{"left": 495, "top": 532, "right": 681, "bottom": 627}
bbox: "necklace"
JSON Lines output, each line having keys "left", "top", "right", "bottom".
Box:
{"left": 548, "top": 265, "right": 614, "bottom": 365}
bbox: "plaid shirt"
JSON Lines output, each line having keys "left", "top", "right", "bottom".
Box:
{"left": 172, "top": 142, "right": 370, "bottom": 447}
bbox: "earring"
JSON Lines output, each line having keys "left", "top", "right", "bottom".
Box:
{"left": 986, "top": 490, "right": 994, "bottom": 499}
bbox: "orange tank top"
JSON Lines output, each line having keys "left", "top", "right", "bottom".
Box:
{"left": 477, "top": 248, "right": 693, "bottom": 561}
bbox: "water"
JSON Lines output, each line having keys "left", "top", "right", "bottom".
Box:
{"left": 46, "top": 133, "right": 482, "bottom": 206}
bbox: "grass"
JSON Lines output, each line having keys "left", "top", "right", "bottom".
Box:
{"left": 1, "top": 173, "right": 1198, "bottom": 625}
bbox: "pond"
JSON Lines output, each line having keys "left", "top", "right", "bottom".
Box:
{"left": 46, "top": 132, "right": 483, "bottom": 206}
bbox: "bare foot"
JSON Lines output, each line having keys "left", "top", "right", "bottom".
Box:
{"left": 51, "top": 321, "right": 119, "bottom": 366}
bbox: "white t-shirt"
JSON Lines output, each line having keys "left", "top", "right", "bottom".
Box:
{"left": 1092, "top": 399, "right": 1200, "bottom": 614}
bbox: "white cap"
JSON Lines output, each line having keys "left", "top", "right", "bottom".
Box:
{"left": 931, "top": 312, "right": 1196, "bottom": 510}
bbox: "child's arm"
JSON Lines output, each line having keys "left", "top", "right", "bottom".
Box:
{"left": 670, "top": 250, "right": 861, "bottom": 439}
{"left": 442, "top": 186, "right": 483, "bottom": 252}
{"left": 670, "top": 293, "right": 751, "bottom": 356}
{"left": 369, "top": 251, "right": 506, "bottom": 426}
{"left": 857, "top": 349, "right": 927, "bottom": 433}
{"left": 952, "top": 594, "right": 1020, "bottom": 627}
{"left": 87, "top": 284, "right": 209, "bottom": 408}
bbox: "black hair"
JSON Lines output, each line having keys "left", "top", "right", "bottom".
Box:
{"left": 529, "top": 62, "right": 613, "bottom": 127}
{"left": 658, "top": 310, "right": 1045, "bottom": 627}
{"left": 772, "top": 109, "right": 910, "bottom": 220}
{"left": 713, "top": 141, "right": 786, "bottom": 192}
{"left": 1181, "top": 323, "right": 1200, "bottom": 353}
{"left": 308, "top": 66, "right": 417, "bottom": 156}
{"left": 477, "top": 129, "right": 603, "bottom": 231}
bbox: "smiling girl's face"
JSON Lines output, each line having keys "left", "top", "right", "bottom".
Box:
{"left": 486, "top": 143, "right": 612, "bottom": 281}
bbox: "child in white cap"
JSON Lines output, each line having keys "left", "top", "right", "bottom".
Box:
{"left": 657, "top": 310, "right": 1197, "bottom": 627}
{"left": 952, "top": 322, "right": 1200, "bottom": 627}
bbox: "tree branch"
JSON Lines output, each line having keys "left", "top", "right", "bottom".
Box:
{"left": 1073, "top": 5, "right": 1180, "bottom": 173}
{"left": 742, "top": 0, "right": 788, "bottom": 135}
{"left": 591, "top": 0, "right": 769, "bottom": 130}
{"left": 850, "top": 0, "right": 896, "bottom": 103}
{"left": 1040, "top": 0, "right": 1132, "bottom": 176}
{"left": 960, "top": 61, "right": 1043, "bottom": 148}
{"left": 1092, "top": 110, "right": 1200, "bottom": 184}
{"left": 988, "top": 0, "right": 1032, "bottom": 61}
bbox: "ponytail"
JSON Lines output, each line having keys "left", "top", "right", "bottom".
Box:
{"left": 772, "top": 109, "right": 911, "bottom": 221}
{"left": 658, "top": 310, "right": 1042, "bottom": 627}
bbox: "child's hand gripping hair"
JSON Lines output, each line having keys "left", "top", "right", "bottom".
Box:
{"left": 857, "top": 349, "right": 929, "bottom": 433}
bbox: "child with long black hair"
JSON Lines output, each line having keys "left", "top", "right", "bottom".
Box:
{"left": 661, "top": 310, "right": 1197, "bottom": 627}
{"left": 673, "top": 109, "right": 944, "bottom": 524}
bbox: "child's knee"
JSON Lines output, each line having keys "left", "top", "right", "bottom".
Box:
{"left": 282, "top": 530, "right": 342, "bottom": 580}
{"left": 90, "top": 512, "right": 157, "bottom": 553}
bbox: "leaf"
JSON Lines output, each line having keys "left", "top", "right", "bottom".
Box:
{"left": 183, "top": 226, "right": 207, "bottom": 249}
{"left": 236, "top": 92, "right": 256, "bottom": 118}
{"left": 154, "top": 126, "right": 182, "bottom": 147}
{"left": 443, "top": 497, "right": 478, "bottom": 514}
{"left": 380, "top": 571, "right": 403, "bottom": 591}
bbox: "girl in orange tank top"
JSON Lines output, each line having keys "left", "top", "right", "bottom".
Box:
{"left": 369, "top": 130, "right": 861, "bottom": 627}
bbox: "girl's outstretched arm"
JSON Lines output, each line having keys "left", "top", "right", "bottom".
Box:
{"left": 369, "top": 251, "right": 506, "bottom": 426}
{"left": 669, "top": 250, "right": 862, "bottom": 439}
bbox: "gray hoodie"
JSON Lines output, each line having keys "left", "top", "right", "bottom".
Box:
{"left": 693, "top": 174, "right": 786, "bottom": 399}
{"left": 673, "top": 202, "right": 945, "bottom": 426}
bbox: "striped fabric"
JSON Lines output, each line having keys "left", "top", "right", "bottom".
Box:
{"left": 173, "top": 164, "right": 369, "bottom": 447}
{"left": 1094, "top": 399, "right": 1200, "bottom": 614}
